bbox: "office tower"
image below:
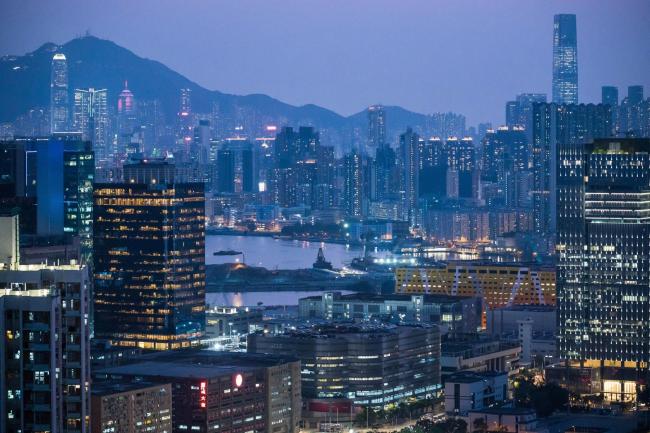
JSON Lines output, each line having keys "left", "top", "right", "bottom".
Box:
{"left": 400, "top": 127, "right": 420, "bottom": 224}
{"left": 531, "top": 103, "right": 611, "bottom": 235}
{"left": 0, "top": 224, "right": 91, "bottom": 433}
{"left": 93, "top": 159, "right": 205, "bottom": 350}
{"left": 116, "top": 81, "right": 136, "bottom": 160}
{"left": 216, "top": 138, "right": 255, "bottom": 193}
{"left": 0, "top": 135, "right": 94, "bottom": 252}
{"left": 367, "top": 104, "right": 386, "bottom": 155}
{"left": 62, "top": 136, "right": 95, "bottom": 264}
{"left": 343, "top": 149, "right": 364, "bottom": 217}
{"left": 552, "top": 14, "right": 578, "bottom": 104}
{"left": 557, "top": 138, "right": 650, "bottom": 403}
{"left": 446, "top": 137, "right": 475, "bottom": 199}
{"left": 138, "top": 99, "right": 165, "bottom": 156}
{"left": 178, "top": 88, "right": 193, "bottom": 149}
{"left": 50, "top": 53, "right": 69, "bottom": 133}
{"left": 248, "top": 323, "right": 440, "bottom": 416}
{"left": 192, "top": 119, "right": 210, "bottom": 166}
{"left": 73, "top": 88, "right": 109, "bottom": 167}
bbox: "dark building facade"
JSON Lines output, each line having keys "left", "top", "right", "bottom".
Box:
{"left": 557, "top": 138, "right": 650, "bottom": 402}
{"left": 248, "top": 323, "right": 441, "bottom": 412}
{"left": 93, "top": 160, "right": 205, "bottom": 350}
{"left": 94, "top": 351, "right": 301, "bottom": 433}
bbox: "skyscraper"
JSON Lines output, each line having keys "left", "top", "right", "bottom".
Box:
{"left": 552, "top": 14, "right": 578, "bottom": 104}
{"left": 73, "top": 88, "right": 109, "bottom": 165}
{"left": 116, "top": 81, "right": 136, "bottom": 160}
{"left": 531, "top": 103, "right": 611, "bottom": 235}
{"left": 601, "top": 86, "right": 619, "bottom": 132}
{"left": 50, "top": 53, "right": 69, "bottom": 133}
{"left": 93, "top": 159, "right": 205, "bottom": 350}
{"left": 367, "top": 104, "right": 386, "bottom": 156}
{"left": 557, "top": 138, "right": 650, "bottom": 402}
{"left": 400, "top": 128, "right": 420, "bottom": 225}
{"left": 343, "top": 150, "right": 364, "bottom": 217}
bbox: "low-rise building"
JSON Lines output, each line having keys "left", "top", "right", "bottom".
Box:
{"left": 444, "top": 371, "right": 508, "bottom": 416}
{"left": 91, "top": 382, "right": 172, "bottom": 433}
{"left": 468, "top": 407, "right": 548, "bottom": 433}
{"left": 487, "top": 305, "right": 556, "bottom": 336}
{"left": 205, "top": 306, "right": 264, "bottom": 338}
{"left": 441, "top": 338, "right": 520, "bottom": 380}
{"left": 94, "top": 350, "right": 301, "bottom": 433}
{"left": 298, "top": 292, "right": 481, "bottom": 335}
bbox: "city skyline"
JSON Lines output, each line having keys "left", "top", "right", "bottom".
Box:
{"left": 1, "top": 1, "right": 648, "bottom": 125}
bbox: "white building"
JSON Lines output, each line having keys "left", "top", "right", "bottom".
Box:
{"left": 444, "top": 371, "right": 508, "bottom": 416}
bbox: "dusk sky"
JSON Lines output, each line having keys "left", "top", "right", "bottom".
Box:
{"left": 1, "top": 0, "right": 648, "bottom": 125}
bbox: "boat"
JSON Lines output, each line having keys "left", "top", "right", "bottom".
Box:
{"left": 213, "top": 250, "right": 243, "bottom": 256}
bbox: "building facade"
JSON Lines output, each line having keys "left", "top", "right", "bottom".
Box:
{"left": 552, "top": 14, "right": 578, "bottom": 105}
{"left": 557, "top": 138, "right": 650, "bottom": 402}
{"left": 93, "top": 159, "right": 205, "bottom": 350}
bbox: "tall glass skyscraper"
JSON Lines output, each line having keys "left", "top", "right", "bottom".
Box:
{"left": 50, "top": 53, "right": 69, "bottom": 133}
{"left": 93, "top": 159, "right": 205, "bottom": 350}
{"left": 557, "top": 138, "right": 650, "bottom": 402}
{"left": 73, "top": 88, "right": 109, "bottom": 167}
{"left": 367, "top": 104, "right": 386, "bottom": 155}
{"left": 552, "top": 14, "right": 578, "bottom": 105}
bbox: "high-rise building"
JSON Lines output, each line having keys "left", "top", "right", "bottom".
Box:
{"left": 531, "top": 103, "right": 611, "bottom": 235}
{"left": 343, "top": 149, "right": 364, "bottom": 217}
{"left": 557, "top": 138, "right": 650, "bottom": 402}
{"left": 50, "top": 53, "right": 69, "bottom": 133}
{"left": 93, "top": 159, "right": 205, "bottom": 350}
{"left": 619, "top": 85, "right": 647, "bottom": 137}
{"left": 601, "top": 86, "right": 618, "bottom": 107}
{"left": 367, "top": 104, "right": 386, "bottom": 156}
{"left": 116, "top": 81, "right": 137, "bottom": 160}
{"left": 0, "top": 221, "right": 91, "bottom": 433}
{"left": 73, "top": 88, "right": 109, "bottom": 166}
{"left": 400, "top": 127, "right": 420, "bottom": 224}
{"left": 505, "top": 94, "right": 547, "bottom": 144}
{"left": 0, "top": 135, "right": 94, "bottom": 260}
{"left": 446, "top": 137, "right": 475, "bottom": 199}
{"left": 552, "top": 14, "right": 578, "bottom": 104}
{"left": 178, "top": 88, "right": 193, "bottom": 151}
{"left": 216, "top": 138, "right": 255, "bottom": 193}
{"left": 601, "top": 86, "right": 619, "bottom": 132}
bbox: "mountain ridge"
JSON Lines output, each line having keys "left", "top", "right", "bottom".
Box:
{"left": 0, "top": 35, "right": 450, "bottom": 141}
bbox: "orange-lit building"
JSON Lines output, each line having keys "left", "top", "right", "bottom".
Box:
{"left": 93, "top": 159, "right": 205, "bottom": 350}
{"left": 395, "top": 262, "right": 555, "bottom": 321}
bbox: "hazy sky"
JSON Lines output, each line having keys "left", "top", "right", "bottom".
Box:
{"left": 1, "top": 0, "right": 648, "bottom": 125}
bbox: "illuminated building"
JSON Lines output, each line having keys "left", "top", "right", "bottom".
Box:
{"left": 248, "top": 323, "right": 440, "bottom": 424}
{"left": 552, "top": 14, "right": 578, "bottom": 104}
{"left": 557, "top": 138, "right": 650, "bottom": 402}
{"left": 0, "top": 135, "right": 94, "bottom": 262}
{"left": 91, "top": 382, "right": 172, "bottom": 433}
{"left": 93, "top": 159, "right": 205, "bottom": 350}
{"left": 216, "top": 138, "right": 255, "bottom": 193}
{"left": 95, "top": 351, "right": 301, "bottom": 433}
{"left": 531, "top": 103, "right": 611, "bottom": 236}
{"left": 298, "top": 291, "right": 482, "bottom": 335}
{"left": 73, "top": 88, "right": 109, "bottom": 166}
{"left": 400, "top": 127, "right": 420, "bottom": 224}
{"left": 367, "top": 104, "right": 386, "bottom": 156}
{"left": 395, "top": 262, "right": 555, "bottom": 313}
{"left": 50, "top": 53, "right": 69, "bottom": 133}
{"left": 116, "top": 81, "right": 136, "bottom": 160}
{"left": 446, "top": 137, "right": 475, "bottom": 199}
{"left": 0, "top": 220, "right": 91, "bottom": 433}
{"left": 342, "top": 149, "right": 364, "bottom": 217}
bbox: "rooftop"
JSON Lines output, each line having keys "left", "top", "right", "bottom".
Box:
{"left": 300, "top": 292, "right": 475, "bottom": 304}
{"left": 446, "top": 371, "right": 507, "bottom": 383}
{"left": 92, "top": 381, "right": 169, "bottom": 396}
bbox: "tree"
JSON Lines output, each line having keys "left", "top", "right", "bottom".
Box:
{"left": 472, "top": 417, "right": 487, "bottom": 433}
